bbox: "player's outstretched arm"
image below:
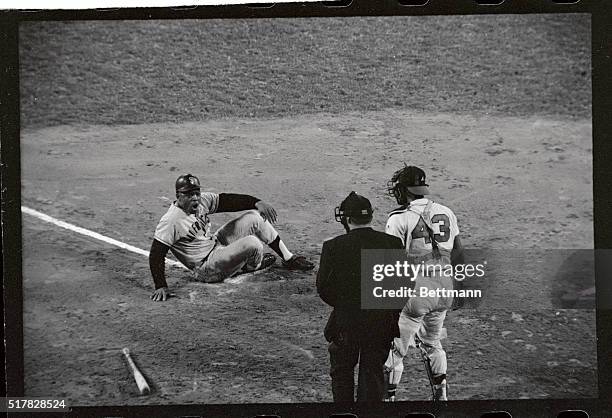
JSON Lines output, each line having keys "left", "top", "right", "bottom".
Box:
{"left": 149, "top": 239, "right": 171, "bottom": 302}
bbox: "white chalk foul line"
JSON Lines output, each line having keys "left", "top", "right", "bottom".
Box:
{"left": 21, "top": 206, "right": 188, "bottom": 270}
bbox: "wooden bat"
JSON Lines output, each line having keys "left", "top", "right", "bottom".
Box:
{"left": 122, "top": 347, "right": 151, "bottom": 395}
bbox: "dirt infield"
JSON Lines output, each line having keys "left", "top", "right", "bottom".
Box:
{"left": 18, "top": 15, "right": 595, "bottom": 405}
{"left": 21, "top": 110, "right": 595, "bottom": 404}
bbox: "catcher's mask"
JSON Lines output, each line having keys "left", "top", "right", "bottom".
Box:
{"left": 387, "top": 164, "right": 430, "bottom": 204}
{"left": 335, "top": 191, "right": 374, "bottom": 224}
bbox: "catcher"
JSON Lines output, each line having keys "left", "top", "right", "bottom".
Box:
{"left": 149, "top": 174, "right": 314, "bottom": 301}
{"left": 383, "top": 165, "right": 465, "bottom": 402}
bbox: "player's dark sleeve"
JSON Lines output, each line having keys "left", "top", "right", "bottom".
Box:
{"left": 216, "top": 193, "right": 261, "bottom": 213}
{"left": 149, "top": 239, "right": 170, "bottom": 289}
{"left": 316, "top": 241, "right": 337, "bottom": 307}
{"left": 451, "top": 236, "right": 465, "bottom": 267}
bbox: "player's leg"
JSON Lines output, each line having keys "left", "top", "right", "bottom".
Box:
{"left": 214, "top": 210, "right": 313, "bottom": 270}
{"left": 328, "top": 332, "right": 359, "bottom": 402}
{"left": 383, "top": 310, "right": 423, "bottom": 399}
{"left": 356, "top": 337, "right": 393, "bottom": 402}
{"left": 197, "top": 236, "right": 265, "bottom": 282}
{"left": 417, "top": 309, "right": 448, "bottom": 401}
{"left": 215, "top": 210, "right": 277, "bottom": 246}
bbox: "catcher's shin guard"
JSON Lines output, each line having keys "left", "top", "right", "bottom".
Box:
{"left": 383, "top": 343, "right": 401, "bottom": 401}
{"left": 415, "top": 336, "right": 447, "bottom": 402}
{"left": 383, "top": 367, "right": 396, "bottom": 401}
{"left": 417, "top": 339, "right": 436, "bottom": 400}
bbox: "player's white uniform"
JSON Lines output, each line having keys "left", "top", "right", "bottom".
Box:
{"left": 384, "top": 198, "right": 460, "bottom": 386}
{"left": 154, "top": 192, "right": 278, "bottom": 282}
{"left": 154, "top": 192, "right": 220, "bottom": 270}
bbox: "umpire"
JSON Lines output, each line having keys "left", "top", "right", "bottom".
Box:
{"left": 316, "top": 192, "right": 404, "bottom": 402}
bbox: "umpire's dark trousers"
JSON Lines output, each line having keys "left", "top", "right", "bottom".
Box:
{"left": 328, "top": 332, "right": 393, "bottom": 402}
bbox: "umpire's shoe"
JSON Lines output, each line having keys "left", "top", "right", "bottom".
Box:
{"left": 282, "top": 255, "right": 314, "bottom": 271}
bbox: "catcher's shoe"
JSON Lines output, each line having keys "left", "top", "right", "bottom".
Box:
{"left": 282, "top": 255, "right": 314, "bottom": 271}
{"left": 383, "top": 383, "right": 397, "bottom": 402}
{"left": 433, "top": 379, "right": 447, "bottom": 402}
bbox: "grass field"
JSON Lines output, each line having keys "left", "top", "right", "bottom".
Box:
{"left": 19, "top": 14, "right": 596, "bottom": 406}
{"left": 20, "top": 14, "right": 590, "bottom": 129}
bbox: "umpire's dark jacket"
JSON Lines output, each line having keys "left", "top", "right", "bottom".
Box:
{"left": 316, "top": 227, "right": 404, "bottom": 343}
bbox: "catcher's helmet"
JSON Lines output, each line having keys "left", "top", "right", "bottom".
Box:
{"left": 387, "top": 165, "right": 430, "bottom": 200}
{"left": 175, "top": 174, "right": 201, "bottom": 193}
{"left": 335, "top": 191, "right": 373, "bottom": 223}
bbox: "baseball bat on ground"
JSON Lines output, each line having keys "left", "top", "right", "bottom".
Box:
{"left": 122, "top": 347, "right": 151, "bottom": 395}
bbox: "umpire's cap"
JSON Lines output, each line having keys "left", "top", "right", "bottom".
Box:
{"left": 175, "top": 174, "right": 201, "bottom": 193}
{"left": 397, "top": 165, "right": 430, "bottom": 195}
{"left": 335, "top": 191, "right": 373, "bottom": 222}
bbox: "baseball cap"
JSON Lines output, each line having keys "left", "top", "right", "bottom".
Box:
{"left": 400, "top": 166, "right": 430, "bottom": 195}
{"left": 336, "top": 191, "right": 373, "bottom": 220}
{"left": 175, "top": 174, "right": 201, "bottom": 193}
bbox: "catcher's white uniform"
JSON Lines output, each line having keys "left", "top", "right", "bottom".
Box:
{"left": 384, "top": 198, "right": 460, "bottom": 388}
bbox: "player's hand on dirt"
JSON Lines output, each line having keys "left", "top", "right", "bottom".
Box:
{"left": 151, "top": 287, "right": 170, "bottom": 302}
{"left": 255, "top": 201, "right": 278, "bottom": 224}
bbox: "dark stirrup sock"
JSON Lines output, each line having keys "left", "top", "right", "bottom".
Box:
{"left": 268, "top": 235, "right": 292, "bottom": 261}
{"left": 433, "top": 374, "right": 447, "bottom": 385}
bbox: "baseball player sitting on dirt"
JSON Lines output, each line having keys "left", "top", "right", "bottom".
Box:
{"left": 383, "top": 165, "right": 465, "bottom": 402}
{"left": 317, "top": 192, "right": 404, "bottom": 402}
{"left": 149, "top": 174, "right": 314, "bottom": 301}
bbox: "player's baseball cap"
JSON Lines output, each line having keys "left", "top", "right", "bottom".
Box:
{"left": 175, "top": 174, "right": 201, "bottom": 193}
{"left": 335, "top": 191, "right": 374, "bottom": 222}
{"left": 401, "top": 166, "right": 430, "bottom": 195}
